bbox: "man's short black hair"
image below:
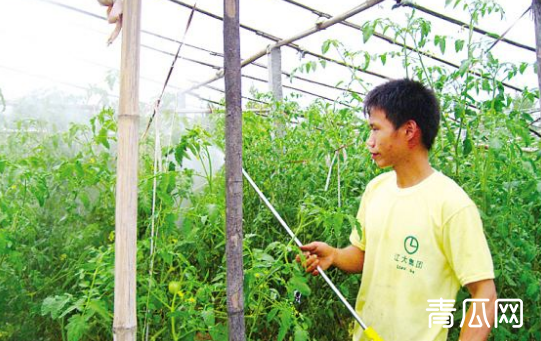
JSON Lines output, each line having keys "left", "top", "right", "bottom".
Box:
{"left": 364, "top": 79, "right": 441, "bottom": 150}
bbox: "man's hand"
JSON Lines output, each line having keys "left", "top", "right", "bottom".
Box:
{"left": 296, "top": 242, "right": 336, "bottom": 276}
{"left": 296, "top": 243, "right": 365, "bottom": 275}
{"left": 97, "top": 0, "right": 123, "bottom": 45}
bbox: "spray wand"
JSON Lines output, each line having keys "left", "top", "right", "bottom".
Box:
{"left": 242, "top": 168, "right": 384, "bottom": 341}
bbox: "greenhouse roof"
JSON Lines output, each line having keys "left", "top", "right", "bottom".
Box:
{"left": 0, "top": 0, "right": 540, "bottom": 125}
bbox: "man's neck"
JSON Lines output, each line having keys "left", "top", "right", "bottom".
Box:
{"left": 393, "top": 152, "right": 434, "bottom": 189}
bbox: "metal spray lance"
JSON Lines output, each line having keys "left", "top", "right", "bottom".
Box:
{"left": 242, "top": 168, "right": 384, "bottom": 341}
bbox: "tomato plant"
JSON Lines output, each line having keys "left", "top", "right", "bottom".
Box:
{"left": 0, "top": 0, "right": 540, "bottom": 340}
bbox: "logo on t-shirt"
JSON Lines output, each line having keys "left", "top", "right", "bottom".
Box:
{"left": 393, "top": 235, "right": 423, "bottom": 274}
{"left": 404, "top": 235, "right": 419, "bottom": 255}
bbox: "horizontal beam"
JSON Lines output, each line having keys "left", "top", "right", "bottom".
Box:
{"left": 178, "top": 0, "right": 387, "bottom": 93}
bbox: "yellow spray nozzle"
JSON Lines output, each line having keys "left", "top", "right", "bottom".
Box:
{"left": 363, "top": 326, "right": 384, "bottom": 341}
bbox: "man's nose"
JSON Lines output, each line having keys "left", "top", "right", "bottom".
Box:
{"left": 366, "top": 131, "right": 375, "bottom": 149}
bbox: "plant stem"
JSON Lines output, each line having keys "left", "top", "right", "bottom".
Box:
{"left": 170, "top": 294, "right": 178, "bottom": 341}
{"left": 205, "top": 146, "right": 213, "bottom": 192}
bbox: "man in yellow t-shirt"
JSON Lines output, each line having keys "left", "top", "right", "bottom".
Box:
{"left": 299, "top": 79, "right": 496, "bottom": 341}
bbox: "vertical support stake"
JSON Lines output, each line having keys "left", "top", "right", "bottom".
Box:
{"left": 113, "top": 0, "right": 141, "bottom": 340}
{"left": 268, "top": 47, "right": 283, "bottom": 101}
{"left": 224, "top": 0, "right": 246, "bottom": 340}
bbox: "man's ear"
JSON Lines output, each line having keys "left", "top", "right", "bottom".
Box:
{"left": 403, "top": 120, "right": 421, "bottom": 146}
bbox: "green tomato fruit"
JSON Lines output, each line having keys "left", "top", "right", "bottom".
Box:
{"left": 168, "top": 281, "right": 181, "bottom": 295}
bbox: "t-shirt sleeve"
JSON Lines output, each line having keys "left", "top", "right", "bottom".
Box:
{"left": 350, "top": 190, "right": 368, "bottom": 251}
{"left": 442, "top": 204, "right": 495, "bottom": 286}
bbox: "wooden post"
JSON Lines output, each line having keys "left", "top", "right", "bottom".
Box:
{"left": 224, "top": 0, "right": 246, "bottom": 340}
{"left": 268, "top": 47, "right": 283, "bottom": 101}
{"left": 533, "top": 0, "right": 541, "bottom": 113}
{"left": 113, "top": 0, "right": 141, "bottom": 340}
{"left": 268, "top": 47, "right": 285, "bottom": 138}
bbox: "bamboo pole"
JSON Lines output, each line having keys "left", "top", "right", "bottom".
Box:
{"left": 533, "top": 0, "right": 541, "bottom": 114}
{"left": 224, "top": 0, "right": 245, "bottom": 340}
{"left": 113, "top": 0, "right": 141, "bottom": 340}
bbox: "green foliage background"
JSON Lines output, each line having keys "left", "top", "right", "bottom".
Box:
{"left": 0, "top": 0, "right": 540, "bottom": 340}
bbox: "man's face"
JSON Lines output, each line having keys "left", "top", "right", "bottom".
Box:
{"left": 366, "top": 108, "right": 405, "bottom": 168}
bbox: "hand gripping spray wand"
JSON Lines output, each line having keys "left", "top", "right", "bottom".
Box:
{"left": 242, "top": 168, "right": 384, "bottom": 341}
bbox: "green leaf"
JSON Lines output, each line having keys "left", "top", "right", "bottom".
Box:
{"left": 504, "top": 273, "right": 517, "bottom": 287}
{"left": 294, "top": 326, "right": 309, "bottom": 341}
{"left": 346, "top": 214, "right": 360, "bottom": 232}
{"left": 66, "top": 314, "right": 88, "bottom": 341}
{"left": 74, "top": 160, "right": 84, "bottom": 177}
{"left": 455, "top": 39, "right": 465, "bottom": 52}
{"left": 209, "top": 323, "right": 227, "bottom": 340}
{"left": 380, "top": 53, "right": 387, "bottom": 65}
{"left": 33, "top": 177, "right": 49, "bottom": 207}
{"left": 267, "top": 307, "right": 279, "bottom": 323}
{"left": 277, "top": 310, "right": 292, "bottom": 341}
{"left": 481, "top": 79, "right": 491, "bottom": 92}
{"left": 519, "top": 62, "right": 528, "bottom": 74}
{"left": 351, "top": 92, "right": 362, "bottom": 103}
{"left": 420, "top": 20, "right": 431, "bottom": 38}
{"left": 457, "top": 59, "right": 471, "bottom": 77}
{"left": 362, "top": 23, "right": 374, "bottom": 43}
{"left": 0, "top": 231, "right": 10, "bottom": 256}
{"left": 363, "top": 52, "right": 370, "bottom": 70}
{"left": 80, "top": 192, "right": 91, "bottom": 210}
{"left": 289, "top": 275, "right": 311, "bottom": 296}
{"left": 202, "top": 310, "right": 215, "bottom": 327}
{"left": 438, "top": 36, "right": 446, "bottom": 54}
{"left": 322, "top": 40, "right": 332, "bottom": 54}
{"left": 87, "top": 300, "right": 112, "bottom": 324}
{"left": 174, "top": 141, "right": 189, "bottom": 166}
{"left": 41, "top": 294, "right": 72, "bottom": 319}
{"left": 462, "top": 137, "right": 473, "bottom": 157}
{"left": 97, "top": 127, "right": 110, "bottom": 149}
{"left": 60, "top": 298, "right": 86, "bottom": 319}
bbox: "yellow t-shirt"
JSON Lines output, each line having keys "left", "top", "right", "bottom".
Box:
{"left": 350, "top": 170, "right": 494, "bottom": 341}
